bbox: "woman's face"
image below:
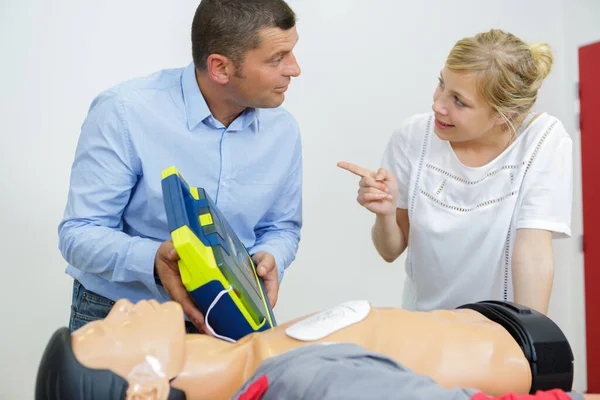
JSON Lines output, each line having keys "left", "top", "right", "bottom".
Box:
{"left": 432, "top": 67, "right": 501, "bottom": 143}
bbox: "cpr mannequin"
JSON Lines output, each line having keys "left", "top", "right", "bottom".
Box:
{"left": 35, "top": 298, "right": 574, "bottom": 400}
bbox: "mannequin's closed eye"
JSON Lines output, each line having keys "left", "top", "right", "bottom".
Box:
{"left": 104, "top": 304, "right": 135, "bottom": 325}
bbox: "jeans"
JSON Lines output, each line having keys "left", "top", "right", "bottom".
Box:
{"left": 68, "top": 279, "right": 201, "bottom": 334}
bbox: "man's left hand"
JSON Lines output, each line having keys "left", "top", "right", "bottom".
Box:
{"left": 252, "top": 251, "right": 279, "bottom": 308}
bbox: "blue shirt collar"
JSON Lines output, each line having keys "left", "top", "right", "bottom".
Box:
{"left": 181, "top": 62, "right": 258, "bottom": 133}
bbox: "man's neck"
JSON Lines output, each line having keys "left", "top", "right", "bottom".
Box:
{"left": 195, "top": 69, "right": 246, "bottom": 128}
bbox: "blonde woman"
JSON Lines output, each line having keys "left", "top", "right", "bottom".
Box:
{"left": 339, "top": 29, "right": 572, "bottom": 315}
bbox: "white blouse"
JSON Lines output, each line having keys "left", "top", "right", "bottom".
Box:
{"left": 381, "top": 112, "right": 573, "bottom": 311}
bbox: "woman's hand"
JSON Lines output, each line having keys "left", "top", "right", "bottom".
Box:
{"left": 337, "top": 161, "right": 398, "bottom": 216}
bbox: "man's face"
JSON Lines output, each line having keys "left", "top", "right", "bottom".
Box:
{"left": 227, "top": 26, "right": 301, "bottom": 109}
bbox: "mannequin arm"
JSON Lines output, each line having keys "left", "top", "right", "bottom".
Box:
{"left": 512, "top": 228, "right": 554, "bottom": 315}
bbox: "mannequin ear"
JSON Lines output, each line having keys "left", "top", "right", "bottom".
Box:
{"left": 206, "top": 54, "right": 234, "bottom": 85}
{"left": 125, "top": 377, "right": 171, "bottom": 400}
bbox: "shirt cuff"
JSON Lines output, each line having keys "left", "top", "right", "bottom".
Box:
{"left": 134, "top": 238, "right": 166, "bottom": 300}
{"left": 249, "top": 244, "right": 284, "bottom": 283}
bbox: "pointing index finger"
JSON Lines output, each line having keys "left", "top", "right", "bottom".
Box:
{"left": 337, "top": 161, "right": 375, "bottom": 178}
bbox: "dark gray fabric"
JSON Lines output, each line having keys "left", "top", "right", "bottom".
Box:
{"left": 233, "top": 343, "right": 479, "bottom": 399}
{"left": 233, "top": 343, "right": 585, "bottom": 400}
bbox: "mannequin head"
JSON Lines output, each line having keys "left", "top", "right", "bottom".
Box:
{"left": 71, "top": 299, "right": 186, "bottom": 399}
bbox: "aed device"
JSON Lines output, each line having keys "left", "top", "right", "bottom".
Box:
{"left": 161, "top": 166, "right": 276, "bottom": 341}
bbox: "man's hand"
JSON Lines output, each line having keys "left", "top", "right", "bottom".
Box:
{"left": 252, "top": 252, "right": 280, "bottom": 308}
{"left": 154, "top": 240, "right": 211, "bottom": 334}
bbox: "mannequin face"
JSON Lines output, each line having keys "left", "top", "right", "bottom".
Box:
{"left": 72, "top": 299, "right": 187, "bottom": 399}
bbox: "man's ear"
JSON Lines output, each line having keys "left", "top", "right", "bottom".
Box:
{"left": 206, "top": 54, "right": 233, "bottom": 84}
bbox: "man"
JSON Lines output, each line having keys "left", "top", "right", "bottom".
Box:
{"left": 58, "top": 0, "right": 302, "bottom": 334}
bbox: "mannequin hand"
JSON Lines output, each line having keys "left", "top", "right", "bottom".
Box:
{"left": 154, "top": 240, "right": 211, "bottom": 335}
{"left": 337, "top": 161, "right": 398, "bottom": 216}
{"left": 252, "top": 252, "right": 279, "bottom": 308}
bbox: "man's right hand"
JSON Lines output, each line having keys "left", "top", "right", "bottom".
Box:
{"left": 154, "top": 240, "right": 211, "bottom": 334}
{"left": 337, "top": 161, "right": 399, "bottom": 216}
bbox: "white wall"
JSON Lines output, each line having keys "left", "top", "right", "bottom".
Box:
{"left": 0, "top": 0, "right": 596, "bottom": 398}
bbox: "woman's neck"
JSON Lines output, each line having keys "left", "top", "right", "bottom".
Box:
{"left": 450, "top": 114, "right": 533, "bottom": 168}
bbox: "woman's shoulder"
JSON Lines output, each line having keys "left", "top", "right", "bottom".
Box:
{"left": 510, "top": 113, "right": 572, "bottom": 163}
{"left": 400, "top": 112, "right": 434, "bottom": 133}
{"left": 527, "top": 112, "right": 571, "bottom": 142}
{"left": 389, "top": 113, "right": 434, "bottom": 145}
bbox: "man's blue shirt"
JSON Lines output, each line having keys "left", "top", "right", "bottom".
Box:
{"left": 58, "top": 63, "right": 302, "bottom": 303}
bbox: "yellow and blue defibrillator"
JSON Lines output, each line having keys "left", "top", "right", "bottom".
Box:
{"left": 161, "top": 166, "right": 276, "bottom": 341}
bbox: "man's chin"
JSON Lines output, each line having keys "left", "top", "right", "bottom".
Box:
{"left": 266, "top": 94, "right": 286, "bottom": 108}
{"left": 246, "top": 93, "right": 286, "bottom": 110}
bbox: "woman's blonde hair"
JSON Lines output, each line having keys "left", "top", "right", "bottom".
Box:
{"left": 445, "top": 29, "right": 553, "bottom": 134}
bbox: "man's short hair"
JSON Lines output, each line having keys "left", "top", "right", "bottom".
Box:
{"left": 191, "top": 0, "right": 296, "bottom": 71}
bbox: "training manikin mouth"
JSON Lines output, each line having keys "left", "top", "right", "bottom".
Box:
{"left": 34, "top": 327, "right": 187, "bottom": 400}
